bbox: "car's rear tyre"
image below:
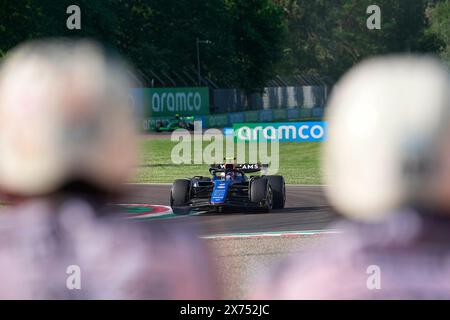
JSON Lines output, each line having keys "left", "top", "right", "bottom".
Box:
{"left": 266, "top": 175, "right": 286, "bottom": 209}
{"left": 250, "top": 178, "right": 272, "bottom": 212}
{"left": 170, "top": 179, "right": 191, "bottom": 214}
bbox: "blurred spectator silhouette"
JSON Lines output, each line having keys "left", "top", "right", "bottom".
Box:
{"left": 0, "top": 40, "right": 216, "bottom": 299}
{"left": 254, "top": 55, "right": 450, "bottom": 299}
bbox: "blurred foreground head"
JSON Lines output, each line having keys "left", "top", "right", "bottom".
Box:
{"left": 325, "top": 55, "right": 450, "bottom": 222}
{"left": 0, "top": 40, "right": 137, "bottom": 197}
{"left": 0, "top": 40, "right": 216, "bottom": 300}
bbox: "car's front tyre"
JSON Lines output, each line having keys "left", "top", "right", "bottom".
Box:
{"left": 266, "top": 175, "right": 286, "bottom": 209}
{"left": 170, "top": 179, "right": 191, "bottom": 214}
{"left": 250, "top": 178, "right": 272, "bottom": 212}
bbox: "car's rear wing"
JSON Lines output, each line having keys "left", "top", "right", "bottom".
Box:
{"left": 209, "top": 163, "right": 268, "bottom": 173}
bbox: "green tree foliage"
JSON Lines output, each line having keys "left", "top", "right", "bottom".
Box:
{"left": 426, "top": 0, "right": 450, "bottom": 64}
{"left": 226, "top": 0, "right": 286, "bottom": 89}
{"left": 0, "top": 0, "right": 285, "bottom": 90}
{"left": 273, "top": 0, "right": 441, "bottom": 80}
{"left": 0, "top": 0, "right": 446, "bottom": 88}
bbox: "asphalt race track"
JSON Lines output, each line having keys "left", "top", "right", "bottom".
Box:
{"left": 122, "top": 184, "right": 337, "bottom": 236}
{"left": 121, "top": 183, "right": 339, "bottom": 298}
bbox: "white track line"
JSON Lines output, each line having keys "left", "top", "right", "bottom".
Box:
{"left": 200, "top": 229, "right": 341, "bottom": 240}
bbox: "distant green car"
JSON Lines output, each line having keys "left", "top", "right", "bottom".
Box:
{"left": 154, "top": 115, "right": 195, "bottom": 132}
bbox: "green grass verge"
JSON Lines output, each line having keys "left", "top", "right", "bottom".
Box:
{"left": 133, "top": 138, "right": 322, "bottom": 184}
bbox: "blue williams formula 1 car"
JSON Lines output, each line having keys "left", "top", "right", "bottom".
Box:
{"left": 170, "top": 163, "right": 286, "bottom": 214}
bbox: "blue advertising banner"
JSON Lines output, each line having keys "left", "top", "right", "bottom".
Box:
{"left": 223, "top": 128, "right": 234, "bottom": 136}
{"left": 312, "top": 107, "right": 324, "bottom": 118}
{"left": 287, "top": 108, "right": 299, "bottom": 120}
{"left": 233, "top": 121, "right": 327, "bottom": 142}
{"left": 259, "top": 109, "right": 274, "bottom": 122}
{"left": 228, "top": 112, "right": 245, "bottom": 124}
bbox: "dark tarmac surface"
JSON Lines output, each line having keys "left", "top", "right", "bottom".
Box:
{"left": 122, "top": 184, "right": 337, "bottom": 236}
{"left": 122, "top": 183, "right": 339, "bottom": 298}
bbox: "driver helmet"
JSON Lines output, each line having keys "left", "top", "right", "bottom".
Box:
{"left": 225, "top": 171, "right": 235, "bottom": 180}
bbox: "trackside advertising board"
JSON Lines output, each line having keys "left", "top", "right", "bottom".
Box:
{"left": 144, "top": 87, "right": 210, "bottom": 117}
{"left": 233, "top": 122, "right": 327, "bottom": 142}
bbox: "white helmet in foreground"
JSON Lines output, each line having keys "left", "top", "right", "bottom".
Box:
{"left": 0, "top": 40, "right": 138, "bottom": 196}
{"left": 324, "top": 55, "right": 450, "bottom": 222}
